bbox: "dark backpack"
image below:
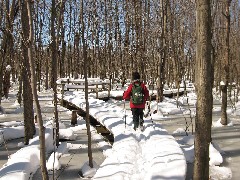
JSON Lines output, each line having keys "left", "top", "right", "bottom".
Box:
{"left": 131, "top": 83, "right": 144, "bottom": 104}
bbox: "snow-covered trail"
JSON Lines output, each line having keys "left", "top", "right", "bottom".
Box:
{"left": 64, "top": 92, "right": 187, "bottom": 180}
{"left": 93, "top": 123, "right": 186, "bottom": 180}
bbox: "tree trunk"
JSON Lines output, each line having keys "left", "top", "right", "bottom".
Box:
{"left": 51, "top": 0, "right": 60, "bottom": 146}
{"left": 22, "top": 0, "right": 49, "bottom": 179}
{"left": 221, "top": 0, "right": 231, "bottom": 125}
{"left": 0, "top": 0, "right": 18, "bottom": 104}
{"left": 193, "top": 1, "right": 213, "bottom": 179}
{"left": 20, "top": 0, "right": 35, "bottom": 146}
{"left": 21, "top": 46, "right": 35, "bottom": 144}
{"left": 81, "top": 0, "right": 93, "bottom": 168}
{"left": 45, "top": 48, "right": 49, "bottom": 90}
{"left": 157, "top": 0, "right": 168, "bottom": 103}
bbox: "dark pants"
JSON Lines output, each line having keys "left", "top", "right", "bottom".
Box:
{"left": 131, "top": 108, "right": 144, "bottom": 130}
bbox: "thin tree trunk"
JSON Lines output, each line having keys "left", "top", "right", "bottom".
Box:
{"left": 221, "top": 0, "right": 232, "bottom": 125}
{"left": 157, "top": 0, "right": 168, "bottom": 103}
{"left": 24, "top": 0, "right": 49, "bottom": 179}
{"left": 51, "top": 0, "right": 60, "bottom": 146}
{"left": 45, "top": 48, "right": 49, "bottom": 90}
{"left": 81, "top": 0, "right": 93, "bottom": 168}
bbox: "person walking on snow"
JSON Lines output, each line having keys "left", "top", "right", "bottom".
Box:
{"left": 123, "top": 72, "right": 149, "bottom": 130}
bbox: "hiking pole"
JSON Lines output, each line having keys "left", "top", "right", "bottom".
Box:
{"left": 144, "top": 101, "right": 149, "bottom": 118}
{"left": 148, "top": 96, "right": 153, "bottom": 124}
{"left": 150, "top": 80, "right": 154, "bottom": 124}
{"left": 149, "top": 102, "right": 153, "bottom": 124}
{"left": 123, "top": 100, "right": 126, "bottom": 128}
{"left": 150, "top": 108, "right": 153, "bottom": 124}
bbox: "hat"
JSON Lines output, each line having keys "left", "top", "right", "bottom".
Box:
{"left": 132, "top": 72, "right": 140, "bottom": 80}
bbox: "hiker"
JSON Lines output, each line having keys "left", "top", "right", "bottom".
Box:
{"left": 123, "top": 72, "right": 149, "bottom": 130}
{"left": 3, "top": 65, "right": 12, "bottom": 99}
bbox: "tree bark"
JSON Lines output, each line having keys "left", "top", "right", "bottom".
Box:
{"left": 22, "top": 0, "right": 49, "bottom": 179}
{"left": 51, "top": 0, "right": 60, "bottom": 146}
{"left": 221, "top": 0, "right": 231, "bottom": 125}
{"left": 81, "top": 0, "right": 93, "bottom": 168}
{"left": 193, "top": 1, "right": 213, "bottom": 179}
{"left": 20, "top": 0, "right": 35, "bottom": 145}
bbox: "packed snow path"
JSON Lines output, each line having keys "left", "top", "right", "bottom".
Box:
{"left": 64, "top": 91, "right": 187, "bottom": 180}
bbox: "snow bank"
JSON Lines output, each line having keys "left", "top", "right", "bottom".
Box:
{"left": 0, "top": 145, "right": 40, "bottom": 179}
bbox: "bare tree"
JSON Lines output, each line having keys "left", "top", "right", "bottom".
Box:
{"left": 81, "top": 0, "right": 93, "bottom": 168}
{"left": 20, "top": 0, "right": 35, "bottom": 144}
{"left": 193, "top": 0, "right": 214, "bottom": 179}
{"left": 156, "top": 0, "right": 168, "bottom": 103}
{"left": 2, "top": 0, "right": 238, "bottom": 97}
{"left": 0, "top": 0, "right": 18, "bottom": 104}
{"left": 51, "top": 0, "right": 60, "bottom": 146}
{"left": 221, "top": 0, "right": 232, "bottom": 125}
{"left": 21, "top": 0, "right": 49, "bottom": 179}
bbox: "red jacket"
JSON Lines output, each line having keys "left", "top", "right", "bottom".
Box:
{"left": 123, "top": 81, "right": 149, "bottom": 109}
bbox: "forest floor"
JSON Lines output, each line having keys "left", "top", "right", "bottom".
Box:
{"left": 1, "top": 86, "right": 240, "bottom": 179}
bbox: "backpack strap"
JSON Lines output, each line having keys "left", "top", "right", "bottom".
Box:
{"left": 131, "top": 82, "right": 141, "bottom": 92}
{"left": 131, "top": 82, "right": 144, "bottom": 96}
